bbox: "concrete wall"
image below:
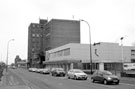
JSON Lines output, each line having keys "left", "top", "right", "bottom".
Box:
{"left": 46, "top": 43, "right": 135, "bottom": 63}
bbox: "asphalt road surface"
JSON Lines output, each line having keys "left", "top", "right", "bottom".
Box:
{"left": 0, "top": 68, "right": 135, "bottom": 89}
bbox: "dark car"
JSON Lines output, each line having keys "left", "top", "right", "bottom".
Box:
{"left": 51, "top": 68, "right": 65, "bottom": 77}
{"left": 91, "top": 70, "right": 120, "bottom": 85}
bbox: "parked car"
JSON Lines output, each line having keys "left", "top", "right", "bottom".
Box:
{"left": 67, "top": 69, "right": 88, "bottom": 80}
{"left": 35, "top": 68, "right": 43, "bottom": 73}
{"left": 28, "top": 68, "right": 37, "bottom": 72}
{"left": 40, "top": 68, "right": 50, "bottom": 74}
{"left": 51, "top": 68, "right": 65, "bottom": 77}
{"left": 12, "top": 66, "right": 17, "bottom": 69}
{"left": 91, "top": 70, "right": 120, "bottom": 85}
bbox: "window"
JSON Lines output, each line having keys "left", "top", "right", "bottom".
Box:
{"left": 33, "top": 24, "right": 35, "bottom": 27}
{"left": 32, "top": 34, "right": 35, "bottom": 37}
{"left": 31, "top": 48, "right": 35, "bottom": 52}
{"left": 49, "top": 48, "right": 70, "bottom": 58}
{"left": 32, "top": 38, "right": 34, "bottom": 42}
{"left": 37, "top": 34, "right": 40, "bottom": 37}
{"left": 56, "top": 51, "right": 63, "bottom": 57}
{"left": 64, "top": 48, "right": 70, "bottom": 56}
{"left": 40, "top": 35, "right": 43, "bottom": 37}
{"left": 46, "top": 33, "right": 50, "bottom": 37}
{"left": 131, "top": 50, "right": 135, "bottom": 56}
{"left": 131, "top": 59, "right": 135, "bottom": 63}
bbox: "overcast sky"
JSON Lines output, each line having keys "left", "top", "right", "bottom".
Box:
{"left": 0, "top": 0, "right": 135, "bottom": 64}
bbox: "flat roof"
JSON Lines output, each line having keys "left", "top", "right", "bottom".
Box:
{"left": 43, "top": 59, "right": 81, "bottom": 64}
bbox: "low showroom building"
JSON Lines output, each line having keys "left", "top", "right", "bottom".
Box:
{"left": 43, "top": 42, "right": 135, "bottom": 72}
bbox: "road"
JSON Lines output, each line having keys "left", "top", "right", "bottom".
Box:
{"left": 0, "top": 68, "right": 135, "bottom": 89}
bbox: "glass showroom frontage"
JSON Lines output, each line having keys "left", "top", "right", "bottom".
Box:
{"left": 43, "top": 59, "right": 82, "bottom": 72}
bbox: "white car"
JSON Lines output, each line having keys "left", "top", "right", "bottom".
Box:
{"left": 67, "top": 69, "right": 88, "bottom": 80}
{"left": 40, "top": 68, "right": 50, "bottom": 74}
{"left": 28, "top": 68, "right": 37, "bottom": 72}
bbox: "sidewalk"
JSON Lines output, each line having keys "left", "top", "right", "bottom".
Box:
{"left": 0, "top": 69, "right": 7, "bottom": 86}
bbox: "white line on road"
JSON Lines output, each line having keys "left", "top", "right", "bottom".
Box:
{"left": 28, "top": 86, "right": 35, "bottom": 89}
{"left": 9, "top": 80, "right": 13, "bottom": 85}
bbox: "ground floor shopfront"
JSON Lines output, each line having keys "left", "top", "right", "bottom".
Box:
{"left": 43, "top": 59, "right": 123, "bottom": 73}
{"left": 43, "top": 59, "right": 82, "bottom": 72}
{"left": 43, "top": 43, "right": 135, "bottom": 73}
{"left": 82, "top": 62, "right": 122, "bottom": 71}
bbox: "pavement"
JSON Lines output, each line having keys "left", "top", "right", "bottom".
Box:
{"left": 0, "top": 69, "right": 135, "bottom": 88}
{"left": 0, "top": 69, "right": 31, "bottom": 89}
{"left": 0, "top": 69, "right": 6, "bottom": 86}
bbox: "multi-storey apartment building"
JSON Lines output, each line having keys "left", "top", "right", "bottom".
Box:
{"left": 28, "top": 19, "right": 80, "bottom": 67}
{"left": 27, "top": 19, "right": 47, "bottom": 67}
{"left": 43, "top": 19, "right": 80, "bottom": 51}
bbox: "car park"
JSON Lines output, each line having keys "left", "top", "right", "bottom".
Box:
{"left": 91, "top": 70, "right": 120, "bottom": 85}
{"left": 51, "top": 68, "right": 65, "bottom": 77}
{"left": 67, "top": 69, "right": 88, "bottom": 80}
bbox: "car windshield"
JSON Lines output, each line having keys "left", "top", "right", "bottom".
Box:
{"left": 57, "top": 68, "right": 64, "bottom": 71}
{"left": 102, "top": 71, "right": 112, "bottom": 75}
{"left": 74, "top": 70, "right": 84, "bottom": 73}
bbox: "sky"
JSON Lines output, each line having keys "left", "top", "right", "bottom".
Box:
{"left": 0, "top": 0, "right": 135, "bottom": 64}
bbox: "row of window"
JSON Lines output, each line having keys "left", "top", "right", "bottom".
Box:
{"left": 131, "top": 50, "right": 135, "bottom": 56}
{"left": 32, "top": 34, "right": 42, "bottom": 37}
{"left": 49, "top": 48, "right": 70, "bottom": 58}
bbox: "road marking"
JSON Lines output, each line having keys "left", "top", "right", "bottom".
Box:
{"left": 9, "top": 80, "right": 13, "bottom": 85}
{"left": 28, "top": 86, "right": 35, "bottom": 89}
{"left": 10, "top": 76, "right": 17, "bottom": 85}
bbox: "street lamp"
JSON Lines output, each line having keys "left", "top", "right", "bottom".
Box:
{"left": 120, "top": 37, "right": 124, "bottom": 72}
{"left": 6, "top": 39, "right": 15, "bottom": 72}
{"left": 80, "top": 19, "right": 93, "bottom": 74}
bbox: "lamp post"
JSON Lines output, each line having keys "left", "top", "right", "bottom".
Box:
{"left": 120, "top": 37, "right": 124, "bottom": 72}
{"left": 80, "top": 19, "right": 93, "bottom": 74}
{"left": 6, "top": 39, "right": 14, "bottom": 72}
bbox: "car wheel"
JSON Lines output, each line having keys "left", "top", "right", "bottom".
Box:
{"left": 60, "top": 74, "right": 63, "bottom": 77}
{"left": 84, "top": 78, "right": 87, "bottom": 80}
{"left": 68, "top": 76, "right": 70, "bottom": 79}
{"left": 91, "top": 79, "right": 95, "bottom": 83}
{"left": 115, "top": 81, "right": 119, "bottom": 85}
{"left": 54, "top": 73, "right": 57, "bottom": 77}
{"left": 74, "top": 75, "right": 77, "bottom": 80}
{"left": 103, "top": 80, "right": 108, "bottom": 85}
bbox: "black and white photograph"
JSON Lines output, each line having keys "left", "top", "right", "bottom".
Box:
{"left": 0, "top": 0, "right": 135, "bottom": 89}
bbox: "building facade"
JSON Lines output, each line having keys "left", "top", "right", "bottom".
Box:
{"left": 27, "top": 19, "right": 47, "bottom": 68}
{"left": 16, "top": 60, "right": 27, "bottom": 68}
{"left": 43, "top": 19, "right": 80, "bottom": 51}
{"left": 28, "top": 19, "right": 80, "bottom": 68}
{"left": 14, "top": 55, "right": 21, "bottom": 67}
{"left": 44, "top": 43, "right": 135, "bottom": 72}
